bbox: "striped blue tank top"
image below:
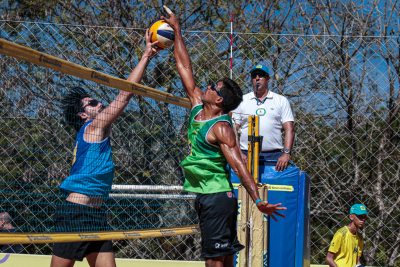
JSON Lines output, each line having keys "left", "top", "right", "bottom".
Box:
{"left": 59, "top": 120, "right": 115, "bottom": 198}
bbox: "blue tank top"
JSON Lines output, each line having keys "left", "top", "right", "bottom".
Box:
{"left": 59, "top": 120, "right": 115, "bottom": 198}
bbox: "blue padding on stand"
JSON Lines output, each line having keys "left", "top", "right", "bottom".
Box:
{"left": 262, "top": 161, "right": 299, "bottom": 267}
{"left": 295, "top": 171, "right": 311, "bottom": 267}
{"left": 231, "top": 159, "right": 310, "bottom": 267}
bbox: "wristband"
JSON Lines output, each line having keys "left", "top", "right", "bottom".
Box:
{"left": 255, "top": 199, "right": 262, "bottom": 205}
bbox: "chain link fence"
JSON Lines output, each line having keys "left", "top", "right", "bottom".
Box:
{"left": 0, "top": 21, "right": 399, "bottom": 266}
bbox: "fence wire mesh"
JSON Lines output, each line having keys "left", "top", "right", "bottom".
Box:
{"left": 0, "top": 21, "right": 399, "bottom": 266}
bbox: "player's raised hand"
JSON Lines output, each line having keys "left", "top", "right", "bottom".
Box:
{"left": 161, "top": 5, "right": 180, "bottom": 31}
{"left": 144, "top": 28, "right": 162, "bottom": 58}
{"left": 256, "top": 202, "right": 287, "bottom": 222}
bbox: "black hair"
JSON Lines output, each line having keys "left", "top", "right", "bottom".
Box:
{"left": 218, "top": 77, "right": 243, "bottom": 113}
{"left": 61, "top": 87, "right": 90, "bottom": 132}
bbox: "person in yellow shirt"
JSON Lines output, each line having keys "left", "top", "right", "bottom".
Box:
{"left": 326, "top": 204, "right": 369, "bottom": 267}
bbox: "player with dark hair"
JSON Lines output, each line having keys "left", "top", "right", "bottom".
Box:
{"left": 51, "top": 29, "right": 160, "bottom": 267}
{"left": 62, "top": 87, "right": 91, "bottom": 132}
{"left": 162, "top": 7, "right": 287, "bottom": 267}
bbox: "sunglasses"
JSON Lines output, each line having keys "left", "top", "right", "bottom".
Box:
{"left": 82, "top": 99, "right": 99, "bottom": 109}
{"left": 210, "top": 82, "right": 224, "bottom": 100}
{"left": 251, "top": 72, "right": 268, "bottom": 79}
{"left": 354, "top": 214, "right": 367, "bottom": 220}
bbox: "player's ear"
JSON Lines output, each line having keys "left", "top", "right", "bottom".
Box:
{"left": 78, "top": 112, "right": 88, "bottom": 120}
{"left": 215, "top": 96, "right": 223, "bottom": 106}
{"left": 349, "top": 214, "right": 353, "bottom": 221}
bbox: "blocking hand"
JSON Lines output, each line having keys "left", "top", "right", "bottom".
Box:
{"left": 160, "top": 5, "right": 180, "bottom": 31}
{"left": 144, "top": 28, "right": 163, "bottom": 57}
{"left": 256, "top": 202, "right": 287, "bottom": 222}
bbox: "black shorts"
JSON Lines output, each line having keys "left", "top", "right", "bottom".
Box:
{"left": 195, "top": 191, "right": 245, "bottom": 258}
{"left": 52, "top": 201, "right": 113, "bottom": 261}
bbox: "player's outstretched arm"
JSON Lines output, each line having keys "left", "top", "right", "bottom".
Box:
{"left": 161, "top": 6, "right": 202, "bottom": 107}
{"left": 91, "top": 29, "right": 160, "bottom": 130}
{"left": 210, "top": 122, "right": 287, "bottom": 222}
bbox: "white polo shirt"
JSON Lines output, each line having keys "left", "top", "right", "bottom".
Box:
{"left": 232, "top": 90, "right": 294, "bottom": 151}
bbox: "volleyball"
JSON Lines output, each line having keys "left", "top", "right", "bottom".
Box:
{"left": 149, "top": 20, "right": 175, "bottom": 49}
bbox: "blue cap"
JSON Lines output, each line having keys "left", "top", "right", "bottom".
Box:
{"left": 250, "top": 64, "right": 269, "bottom": 76}
{"left": 350, "top": 204, "right": 369, "bottom": 215}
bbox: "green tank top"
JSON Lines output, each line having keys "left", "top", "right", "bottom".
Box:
{"left": 181, "top": 104, "right": 234, "bottom": 194}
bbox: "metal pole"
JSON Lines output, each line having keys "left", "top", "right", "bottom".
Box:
{"left": 254, "top": 116, "right": 259, "bottom": 183}
{"left": 230, "top": 10, "right": 233, "bottom": 79}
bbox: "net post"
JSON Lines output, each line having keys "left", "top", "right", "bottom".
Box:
{"left": 237, "top": 185, "right": 249, "bottom": 267}
{"left": 251, "top": 184, "right": 267, "bottom": 267}
{"left": 262, "top": 185, "right": 268, "bottom": 267}
{"left": 247, "top": 116, "right": 253, "bottom": 173}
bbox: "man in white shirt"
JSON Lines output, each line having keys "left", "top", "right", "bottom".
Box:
{"left": 232, "top": 64, "right": 295, "bottom": 172}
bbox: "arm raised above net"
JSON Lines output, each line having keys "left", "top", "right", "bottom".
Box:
{"left": 89, "top": 30, "right": 160, "bottom": 132}
{"left": 161, "top": 11, "right": 202, "bottom": 108}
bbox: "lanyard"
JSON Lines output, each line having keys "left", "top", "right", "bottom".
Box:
{"left": 254, "top": 85, "right": 268, "bottom": 105}
{"left": 255, "top": 96, "right": 268, "bottom": 106}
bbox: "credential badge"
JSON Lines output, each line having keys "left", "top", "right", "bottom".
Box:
{"left": 256, "top": 108, "right": 266, "bottom": 116}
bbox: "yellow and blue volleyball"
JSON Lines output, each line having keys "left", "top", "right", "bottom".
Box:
{"left": 149, "top": 20, "right": 175, "bottom": 49}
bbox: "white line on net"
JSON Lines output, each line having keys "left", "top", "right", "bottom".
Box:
{"left": 112, "top": 185, "right": 185, "bottom": 192}
{"left": 109, "top": 193, "right": 196, "bottom": 200}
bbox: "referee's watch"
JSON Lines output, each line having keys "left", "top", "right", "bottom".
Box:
{"left": 283, "top": 149, "right": 291, "bottom": 154}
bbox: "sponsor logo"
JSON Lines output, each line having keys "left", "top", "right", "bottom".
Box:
{"left": 354, "top": 247, "right": 358, "bottom": 253}
{"left": 256, "top": 108, "right": 266, "bottom": 116}
{"left": 0, "top": 254, "right": 10, "bottom": 264}
{"left": 237, "top": 200, "right": 242, "bottom": 221}
{"left": 263, "top": 250, "right": 268, "bottom": 266}
{"left": 215, "top": 242, "right": 229, "bottom": 249}
{"left": 39, "top": 54, "right": 62, "bottom": 68}
{"left": 26, "top": 235, "right": 53, "bottom": 241}
{"left": 188, "top": 140, "right": 192, "bottom": 156}
{"left": 232, "top": 183, "right": 240, "bottom": 189}
{"left": 132, "top": 84, "right": 147, "bottom": 94}
{"left": 123, "top": 232, "right": 141, "bottom": 237}
{"left": 78, "top": 234, "right": 100, "bottom": 239}
{"left": 263, "top": 214, "right": 268, "bottom": 222}
{"left": 191, "top": 226, "right": 200, "bottom": 233}
{"left": 234, "top": 184, "right": 293, "bottom": 191}
{"left": 360, "top": 206, "right": 366, "bottom": 210}
{"left": 72, "top": 141, "right": 78, "bottom": 165}
{"left": 267, "top": 185, "right": 294, "bottom": 192}
{"left": 160, "top": 230, "right": 175, "bottom": 235}
{"left": 226, "top": 191, "right": 232, "bottom": 198}
{"left": 256, "top": 65, "right": 262, "bottom": 68}
{"left": 91, "top": 71, "right": 110, "bottom": 83}
{"left": 166, "top": 96, "right": 180, "bottom": 103}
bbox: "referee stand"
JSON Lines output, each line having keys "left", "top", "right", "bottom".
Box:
{"left": 233, "top": 115, "right": 311, "bottom": 267}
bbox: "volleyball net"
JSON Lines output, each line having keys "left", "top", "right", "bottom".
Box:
{"left": 0, "top": 20, "right": 240, "bottom": 259}
{"left": 0, "top": 29, "right": 202, "bottom": 258}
